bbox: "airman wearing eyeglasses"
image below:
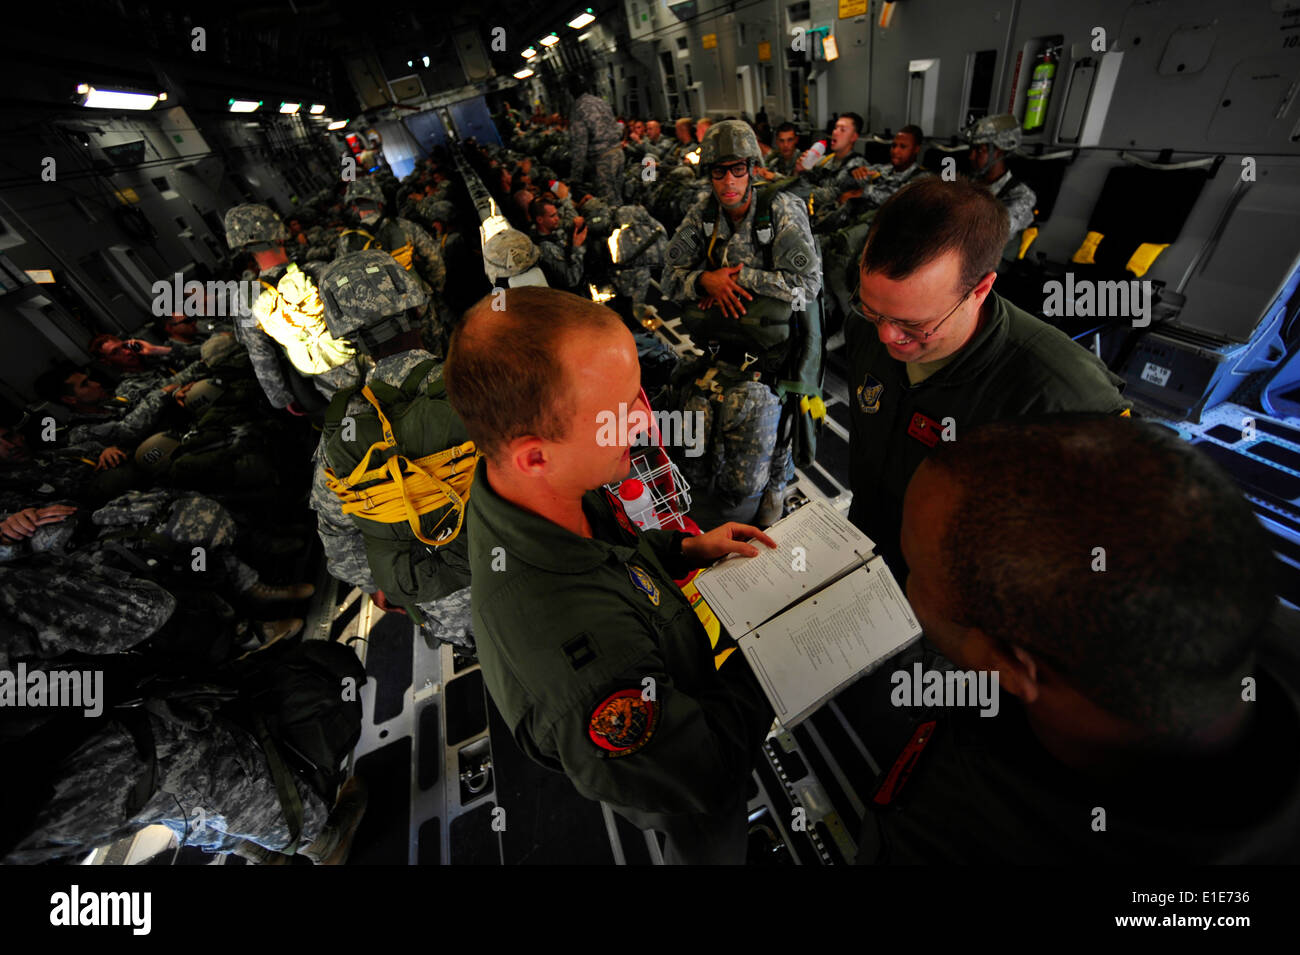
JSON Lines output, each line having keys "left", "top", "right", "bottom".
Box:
{"left": 846, "top": 177, "right": 1129, "bottom": 576}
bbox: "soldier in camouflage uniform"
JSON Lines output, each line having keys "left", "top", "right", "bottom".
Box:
{"left": 223, "top": 204, "right": 318, "bottom": 414}
{"left": 566, "top": 76, "right": 624, "bottom": 204}
{"left": 842, "top": 125, "right": 931, "bottom": 208}
{"left": 530, "top": 196, "right": 587, "bottom": 292}
{"left": 964, "top": 113, "right": 1037, "bottom": 236}
{"left": 754, "top": 123, "right": 801, "bottom": 180}
{"left": 309, "top": 252, "right": 473, "bottom": 648}
{"left": 32, "top": 364, "right": 173, "bottom": 465}
{"left": 608, "top": 204, "right": 668, "bottom": 311}
{"left": 661, "top": 121, "right": 823, "bottom": 526}
{"left": 801, "top": 113, "right": 870, "bottom": 231}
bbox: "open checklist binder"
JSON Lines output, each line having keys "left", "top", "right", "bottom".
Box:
{"left": 692, "top": 500, "right": 923, "bottom": 727}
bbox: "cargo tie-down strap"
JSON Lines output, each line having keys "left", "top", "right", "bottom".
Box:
{"left": 323, "top": 384, "right": 478, "bottom": 546}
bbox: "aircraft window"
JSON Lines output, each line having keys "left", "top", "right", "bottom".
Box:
{"left": 788, "top": 1, "right": 810, "bottom": 23}
{"left": 963, "top": 49, "right": 997, "bottom": 126}
{"left": 152, "top": 176, "right": 171, "bottom": 194}
{"left": 676, "top": 36, "right": 687, "bottom": 51}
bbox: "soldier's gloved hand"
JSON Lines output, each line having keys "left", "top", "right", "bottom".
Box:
{"left": 96, "top": 446, "right": 127, "bottom": 470}
{"left": 682, "top": 522, "right": 777, "bottom": 566}
{"left": 1, "top": 504, "right": 77, "bottom": 540}
{"left": 284, "top": 400, "right": 307, "bottom": 417}
{"left": 370, "top": 590, "right": 407, "bottom": 615}
{"left": 699, "top": 266, "right": 753, "bottom": 318}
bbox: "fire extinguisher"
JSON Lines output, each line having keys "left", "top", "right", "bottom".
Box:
{"left": 1023, "top": 46, "right": 1059, "bottom": 133}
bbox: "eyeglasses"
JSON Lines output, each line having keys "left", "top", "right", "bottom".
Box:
{"left": 850, "top": 281, "right": 977, "bottom": 341}
{"left": 709, "top": 161, "right": 750, "bottom": 181}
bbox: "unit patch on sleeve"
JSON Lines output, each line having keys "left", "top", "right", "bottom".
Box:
{"left": 626, "top": 563, "right": 660, "bottom": 606}
{"left": 588, "top": 688, "right": 659, "bottom": 756}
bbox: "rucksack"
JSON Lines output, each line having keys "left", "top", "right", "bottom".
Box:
{"left": 320, "top": 358, "right": 477, "bottom": 620}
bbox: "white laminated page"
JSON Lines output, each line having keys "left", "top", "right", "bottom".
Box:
{"left": 739, "top": 557, "right": 922, "bottom": 727}
{"left": 692, "top": 500, "right": 876, "bottom": 638}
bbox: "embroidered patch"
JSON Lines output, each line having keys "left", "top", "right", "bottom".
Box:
{"left": 907, "top": 411, "right": 942, "bottom": 448}
{"left": 856, "top": 374, "right": 884, "bottom": 414}
{"left": 588, "top": 688, "right": 658, "bottom": 756}
{"left": 626, "top": 563, "right": 660, "bottom": 606}
{"left": 790, "top": 250, "right": 809, "bottom": 270}
{"left": 604, "top": 489, "right": 639, "bottom": 540}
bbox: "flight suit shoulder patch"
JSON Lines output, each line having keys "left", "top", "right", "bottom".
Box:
{"left": 588, "top": 687, "right": 658, "bottom": 757}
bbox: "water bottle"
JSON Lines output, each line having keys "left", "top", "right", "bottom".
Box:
{"left": 618, "top": 479, "right": 661, "bottom": 530}
{"left": 798, "top": 140, "right": 827, "bottom": 172}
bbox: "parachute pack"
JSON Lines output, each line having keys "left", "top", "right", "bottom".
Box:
{"left": 321, "top": 358, "right": 477, "bottom": 620}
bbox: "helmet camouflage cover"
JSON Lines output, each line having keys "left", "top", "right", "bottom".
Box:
{"left": 700, "top": 120, "right": 761, "bottom": 167}
{"left": 963, "top": 113, "right": 1022, "bottom": 153}
{"left": 482, "top": 228, "right": 540, "bottom": 282}
{"left": 345, "top": 178, "right": 385, "bottom": 206}
{"left": 223, "top": 204, "right": 288, "bottom": 250}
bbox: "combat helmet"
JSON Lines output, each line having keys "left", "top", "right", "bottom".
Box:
{"left": 135, "top": 431, "right": 181, "bottom": 473}
{"left": 964, "top": 114, "right": 1022, "bottom": 153}
{"left": 345, "top": 177, "right": 386, "bottom": 225}
{"left": 318, "top": 250, "right": 428, "bottom": 351}
{"left": 223, "top": 203, "right": 288, "bottom": 250}
{"left": 700, "top": 120, "right": 761, "bottom": 167}
{"left": 482, "top": 228, "right": 540, "bottom": 284}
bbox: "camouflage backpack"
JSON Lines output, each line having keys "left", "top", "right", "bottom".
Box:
{"left": 320, "top": 358, "right": 477, "bottom": 619}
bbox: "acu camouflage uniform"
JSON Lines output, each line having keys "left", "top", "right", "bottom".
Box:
{"left": 805, "top": 152, "right": 870, "bottom": 229}
{"left": 568, "top": 92, "right": 624, "bottom": 203}
{"left": 608, "top": 205, "right": 668, "bottom": 309}
{"left": 531, "top": 223, "right": 586, "bottom": 292}
{"left": 988, "top": 169, "right": 1037, "bottom": 235}
{"left": 660, "top": 164, "right": 823, "bottom": 523}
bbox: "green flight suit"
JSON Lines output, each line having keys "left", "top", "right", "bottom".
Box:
{"left": 846, "top": 291, "right": 1130, "bottom": 576}
{"left": 467, "top": 460, "right": 774, "bottom": 861}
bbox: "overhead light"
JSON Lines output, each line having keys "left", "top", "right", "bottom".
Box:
{"left": 522, "top": 47, "right": 537, "bottom": 59}
{"left": 309, "top": 104, "right": 326, "bottom": 114}
{"left": 407, "top": 59, "right": 414, "bottom": 68}
{"left": 540, "top": 33, "right": 559, "bottom": 47}
{"left": 279, "top": 102, "right": 300, "bottom": 114}
{"left": 568, "top": 10, "right": 595, "bottom": 29}
{"left": 327, "top": 120, "right": 348, "bottom": 130}
{"left": 514, "top": 69, "right": 535, "bottom": 79}
{"left": 229, "top": 99, "right": 261, "bottom": 113}
{"left": 422, "top": 55, "right": 430, "bottom": 68}
{"left": 78, "top": 85, "right": 160, "bottom": 110}
{"left": 157, "top": 92, "right": 168, "bottom": 102}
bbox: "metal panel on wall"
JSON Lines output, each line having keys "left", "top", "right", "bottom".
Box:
{"left": 404, "top": 110, "right": 452, "bottom": 155}
{"left": 447, "top": 97, "right": 503, "bottom": 146}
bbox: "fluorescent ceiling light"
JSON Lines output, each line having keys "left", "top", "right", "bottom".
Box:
{"left": 309, "top": 104, "right": 326, "bottom": 114}
{"left": 422, "top": 55, "right": 430, "bottom": 68}
{"left": 522, "top": 47, "right": 537, "bottom": 59}
{"left": 158, "top": 92, "right": 167, "bottom": 101}
{"left": 540, "top": 33, "right": 559, "bottom": 46}
{"left": 279, "top": 102, "right": 300, "bottom": 114}
{"left": 514, "top": 69, "right": 535, "bottom": 79}
{"left": 568, "top": 11, "right": 595, "bottom": 29}
{"left": 327, "top": 120, "right": 348, "bottom": 130}
{"left": 229, "top": 99, "right": 261, "bottom": 113}
{"left": 79, "top": 86, "right": 160, "bottom": 110}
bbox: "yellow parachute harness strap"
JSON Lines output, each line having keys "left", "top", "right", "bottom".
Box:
{"left": 1071, "top": 230, "right": 1104, "bottom": 265}
{"left": 340, "top": 228, "right": 379, "bottom": 250}
{"left": 253, "top": 264, "right": 356, "bottom": 376}
{"left": 324, "top": 385, "right": 479, "bottom": 547}
{"left": 389, "top": 241, "right": 415, "bottom": 271}
{"left": 1119, "top": 408, "right": 1132, "bottom": 417}
{"left": 1017, "top": 226, "right": 1039, "bottom": 260}
{"left": 1125, "top": 242, "right": 1169, "bottom": 278}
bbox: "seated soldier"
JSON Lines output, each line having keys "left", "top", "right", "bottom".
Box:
{"left": 753, "top": 122, "right": 801, "bottom": 180}
{"left": 800, "top": 112, "right": 869, "bottom": 230}
{"left": 842, "top": 125, "right": 930, "bottom": 208}
{"left": 530, "top": 196, "right": 588, "bottom": 293}
{"left": 34, "top": 363, "right": 173, "bottom": 474}
{"left": 963, "top": 114, "right": 1037, "bottom": 237}
{"left": 859, "top": 415, "right": 1300, "bottom": 864}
